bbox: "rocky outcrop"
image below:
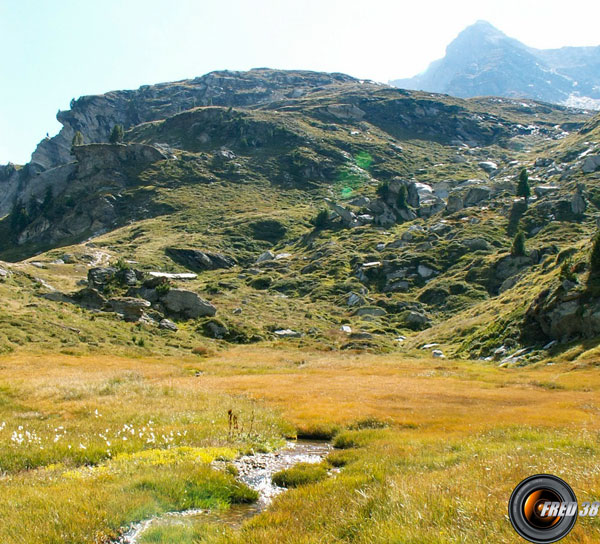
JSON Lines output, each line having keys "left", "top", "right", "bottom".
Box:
{"left": 72, "top": 143, "right": 167, "bottom": 177}
{"left": 29, "top": 69, "right": 357, "bottom": 173}
{"left": 166, "top": 248, "right": 237, "bottom": 271}
{"left": 524, "top": 282, "right": 600, "bottom": 342}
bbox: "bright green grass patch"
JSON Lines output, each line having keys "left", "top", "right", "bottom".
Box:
{"left": 271, "top": 462, "right": 329, "bottom": 488}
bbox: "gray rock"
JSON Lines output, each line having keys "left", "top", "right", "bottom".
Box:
{"left": 478, "top": 161, "right": 498, "bottom": 173}
{"left": 582, "top": 155, "right": 600, "bottom": 174}
{"left": 166, "top": 248, "right": 236, "bottom": 271}
{"left": 402, "top": 311, "right": 431, "bottom": 329}
{"left": 347, "top": 293, "right": 365, "bottom": 307}
{"left": 464, "top": 186, "right": 492, "bottom": 206}
{"left": 324, "top": 198, "right": 359, "bottom": 227}
{"left": 160, "top": 289, "right": 216, "bottom": 319}
{"left": 73, "top": 287, "right": 107, "bottom": 309}
{"left": 256, "top": 251, "right": 275, "bottom": 263}
{"left": 108, "top": 297, "right": 151, "bottom": 322}
{"left": 417, "top": 264, "right": 435, "bottom": 278}
{"left": 534, "top": 185, "right": 560, "bottom": 198}
{"left": 384, "top": 280, "right": 409, "bottom": 293}
{"left": 325, "top": 104, "right": 365, "bottom": 121}
{"left": 462, "top": 238, "right": 489, "bottom": 251}
{"left": 432, "top": 349, "right": 445, "bottom": 358}
{"left": 116, "top": 268, "right": 138, "bottom": 286}
{"left": 0, "top": 267, "right": 9, "bottom": 281}
{"left": 88, "top": 267, "right": 117, "bottom": 288}
{"left": 205, "top": 320, "right": 229, "bottom": 339}
{"left": 571, "top": 193, "right": 587, "bottom": 216}
{"left": 274, "top": 329, "right": 302, "bottom": 338}
{"left": 159, "top": 319, "right": 178, "bottom": 331}
{"left": 355, "top": 306, "right": 387, "bottom": 317}
{"left": 495, "top": 255, "right": 532, "bottom": 281}
{"left": 493, "top": 346, "right": 508, "bottom": 360}
{"left": 446, "top": 193, "right": 464, "bottom": 213}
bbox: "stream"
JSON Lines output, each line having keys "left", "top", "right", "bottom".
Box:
{"left": 114, "top": 440, "right": 332, "bottom": 543}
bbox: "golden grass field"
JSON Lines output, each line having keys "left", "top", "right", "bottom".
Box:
{"left": 1, "top": 348, "right": 599, "bottom": 543}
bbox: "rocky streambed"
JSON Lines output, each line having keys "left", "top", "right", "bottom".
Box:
{"left": 114, "top": 440, "right": 332, "bottom": 543}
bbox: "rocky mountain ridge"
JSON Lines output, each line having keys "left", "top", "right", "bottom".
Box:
{"left": 1, "top": 68, "right": 600, "bottom": 362}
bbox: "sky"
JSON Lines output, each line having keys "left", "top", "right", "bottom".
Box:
{"left": 1, "top": 0, "right": 599, "bottom": 164}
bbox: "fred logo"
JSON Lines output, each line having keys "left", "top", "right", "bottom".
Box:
{"left": 509, "top": 474, "right": 578, "bottom": 543}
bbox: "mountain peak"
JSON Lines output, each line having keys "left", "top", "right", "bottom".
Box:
{"left": 390, "top": 21, "right": 600, "bottom": 108}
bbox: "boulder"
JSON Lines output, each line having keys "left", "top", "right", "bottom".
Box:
{"left": 73, "top": 287, "right": 107, "bottom": 309}
{"left": 324, "top": 198, "right": 358, "bottom": 227}
{"left": 116, "top": 268, "right": 138, "bottom": 286}
{"left": 256, "top": 250, "right": 275, "bottom": 263}
{"left": 464, "top": 186, "right": 492, "bottom": 207}
{"left": 401, "top": 311, "right": 431, "bottom": 330}
{"left": 166, "top": 248, "right": 237, "bottom": 271}
{"left": 159, "top": 319, "right": 178, "bottom": 331}
{"left": 582, "top": 155, "right": 600, "bottom": 174}
{"left": 495, "top": 255, "right": 532, "bottom": 282}
{"left": 88, "top": 267, "right": 117, "bottom": 288}
{"left": 478, "top": 161, "right": 498, "bottom": 173}
{"left": 0, "top": 267, "right": 9, "bottom": 281}
{"left": 571, "top": 193, "right": 587, "bottom": 216}
{"left": 160, "top": 289, "right": 216, "bottom": 319}
{"left": 355, "top": 306, "right": 387, "bottom": 317}
{"left": 432, "top": 349, "right": 445, "bottom": 358}
{"left": 417, "top": 264, "right": 436, "bottom": 278}
{"left": 108, "top": 297, "right": 151, "bottom": 322}
{"left": 446, "top": 193, "right": 464, "bottom": 213}
{"left": 274, "top": 329, "right": 302, "bottom": 338}
{"left": 347, "top": 293, "right": 365, "bottom": 307}
{"left": 462, "top": 238, "right": 489, "bottom": 251}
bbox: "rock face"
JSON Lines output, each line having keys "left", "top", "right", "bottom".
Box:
{"left": 524, "top": 283, "right": 600, "bottom": 342}
{"left": 160, "top": 289, "right": 216, "bottom": 319}
{"left": 166, "top": 248, "right": 237, "bottom": 271}
{"left": 30, "top": 69, "right": 357, "bottom": 173}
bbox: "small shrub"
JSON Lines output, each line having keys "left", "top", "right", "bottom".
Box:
{"left": 376, "top": 181, "right": 390, "bottom": 201}
{"left": 311, "top": 209, "right": 329, "bottom": 229}
{"left": 271, "top": 462, "right": 328, "bottom": 488}
{"left": 590, "top": 231, "right": 600, "bottom": 279}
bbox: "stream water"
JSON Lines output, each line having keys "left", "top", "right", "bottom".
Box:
{"left": 114, "top": 440, "right": 332, "bottom": 543}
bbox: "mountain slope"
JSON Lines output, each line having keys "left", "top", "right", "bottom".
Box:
{"left": 391, "top": 20, "right": 600, "bottom": 109}
{"left": 0, "top": 69, "right": 600, "bottom": 363}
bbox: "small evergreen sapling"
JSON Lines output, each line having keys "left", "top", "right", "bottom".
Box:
{"left": 511, "top": 230, "right": 526, "bottom": 257}
{"left": 109, "top": 124, "right": 124, "bottom": 144}
{"left": 517, "top": 168, "right": 531, "bottom": 205}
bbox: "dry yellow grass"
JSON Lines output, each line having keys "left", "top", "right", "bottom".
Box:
{"left": 1, "top": 348, "right": 599, "bottom": 543}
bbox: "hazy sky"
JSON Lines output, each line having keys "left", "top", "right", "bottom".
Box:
{"left": 1, "top": 0, "right": 599, "bottom": 164}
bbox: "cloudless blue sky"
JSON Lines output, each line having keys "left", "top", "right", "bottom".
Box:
{"left": 1, "top": 0, "right": 599, "bottom": 164}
